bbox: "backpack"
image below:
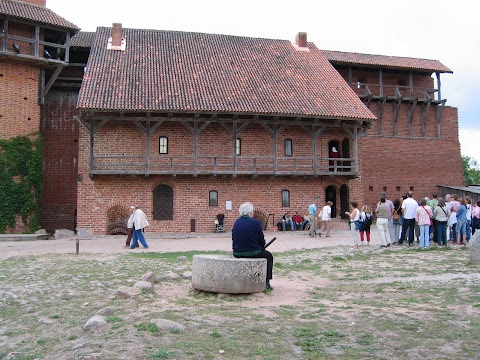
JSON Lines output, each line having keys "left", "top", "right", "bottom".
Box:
{"left": 392, "top": 208, "right": 400, "bottom": 221}
{"left": 365, "top": 213, "right": 373, "bottom": 226}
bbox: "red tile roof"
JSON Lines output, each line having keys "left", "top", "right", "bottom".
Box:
{"left": 0, "top": 0, "right": 79, "bottom": 31}
{"left": 77, "top": 27, "right": 375, "bottom": 121}
{"left": 71, "top": 31, "right": 95, "bottom": 48}
{"left": 323, "top": 50, "right": 452, "bottom": 74}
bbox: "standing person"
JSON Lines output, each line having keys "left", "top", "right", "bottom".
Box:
{"left": 472, "top": 200, "right": 480, "bottom": 235}
{"left": 359, "top": 205, "right": 373, "bottom": 246}
{"left": 318, "top": 201, "right": 333, "bottom": 237}
{"left": 445, "top": 194, "right": 453, "bottom": 241}
{"left": 416, "top": 198, "right": 433, "bottom": 248}
{"left": 427, "top": 193, "right": 439, "bottom": 243}
{"left": 392, "top": 198, "right": 402, "bottom": 245}
{"left": 465, "top": 197, "right": 472, "bottom": 241}
{"left": 308, "top": 199, "right": 317, "bottom": 237}
{"left": 232, "top": 202, "right": 273, "bottom": 290}
{"left": 399, "top": 191, "right": 418, "bottom": 246}
{"left": 448, "top": 194, "right": 461, "bottom": 242}
{"left": 382, "top": 193, "right": 395, "bottom": 247}
{"left": 375, "top": 196, "right": 392, "bottom": 248}
{"left": 129, "top": 205, "right": 149, "bottom": 249}
{"left": 434, "top": 198, "right": 450, "bottom": 246}
{"left": 125, "top": 205, "right": 139, "bottom": 248}
{"left": 455, "top": 198, "right": 467, "bottom": 245}
{"left": 345, "top": 201, "right": 360, "bottom": 249}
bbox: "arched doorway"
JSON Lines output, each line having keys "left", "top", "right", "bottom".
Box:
{"left": 340, "top": 184, "right": 349, "bottom": 219}
{"left": 105, "top": 202, "right": 129, "bottom": 235}
{"left": 328, "top": 140, "right": 340, "bottom": 172}
{"left": 342, "top": 138, "right": 351, "bottom": 172}
{"left": 325, "top": 185, "right": 337, "bottom": 218}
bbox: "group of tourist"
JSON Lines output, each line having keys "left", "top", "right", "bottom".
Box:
{"left": 345, "top": 192, "right": 480, "bottom": 249}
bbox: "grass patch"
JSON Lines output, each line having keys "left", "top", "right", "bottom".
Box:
{"left": 148, "top": 348, "right": 176, "bottom": 359}
{"left": 135, "top": 323, "right": 160, "bottom": 333}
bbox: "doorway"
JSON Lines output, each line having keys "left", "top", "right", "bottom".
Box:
{"left": 325, "top": 185, "right": 337, "bottom": 218}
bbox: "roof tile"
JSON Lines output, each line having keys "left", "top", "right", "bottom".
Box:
{"left": 323, "top": 50, "right": 452, "bottom": 74}
{"left": 0, "top": 0, "right": 79, "bottom": 30}
{"left": 78, "top": 28, "right": 375, "bottom": 120}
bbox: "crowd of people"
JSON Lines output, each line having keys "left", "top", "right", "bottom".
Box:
{"left": 307, "top": 192, "right": 480, "bottom": 249}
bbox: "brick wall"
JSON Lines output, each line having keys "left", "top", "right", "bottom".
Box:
{"left": 0, "top": 60, "right": 40, "bottom": 139}
{"left": 40, "top": 91, "right": 79, "bottom": 232}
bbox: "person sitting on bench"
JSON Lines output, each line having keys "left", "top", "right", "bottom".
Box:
{"left": 281, "top": 211, "right": 296, "bottom": 231}
{"left": 232, "top": 202, "right": 274, "bottom": 290}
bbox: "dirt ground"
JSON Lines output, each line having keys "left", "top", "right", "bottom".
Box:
{"left": 1, "top": 229, "right": 479, "bottom": 360}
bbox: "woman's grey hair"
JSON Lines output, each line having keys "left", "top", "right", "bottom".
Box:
{"left": 239, "top": 202, "right": 254, "bottom": 216}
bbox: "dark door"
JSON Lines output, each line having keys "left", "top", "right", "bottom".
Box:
{"left": 153, "top": 184, "right": 174, "bottom": 220}
{"left": 325, "top": 185, "right": 336, "bottom": 218}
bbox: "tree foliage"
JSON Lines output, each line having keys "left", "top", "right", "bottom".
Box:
{"left": 462, "top": 156, "right": 480, "bottom": 185}
{"left": 0, "top": 135, "right": 42, "bottom": 233}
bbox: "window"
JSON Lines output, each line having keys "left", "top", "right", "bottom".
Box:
{"left": 284, "top": 139, "right": 293, "bottom": 156}
{"left": 153, "top": 184, "right": 173, "bottom": 220}
{"left": 236, "top": 138, "right": 241, "bottom": 156}
{"left": 281, "top": 190, "right": 290, "bottom": 207}
{"left": 209, "top": 190, "right": 218, "bottom": 207}
{"left": 159, "top": 136, "right": 168, "bottom": 154}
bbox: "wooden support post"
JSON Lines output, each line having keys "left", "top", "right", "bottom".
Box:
{"left": 436, "top": 72, "right": 442, "bottom": 101}
{"left": 34, "top": 25, "right": 40, "bottom": 57}
{"left": 2, "top": 19, "right": 8, "bottom": 52}
{"left": 145, "top": 121, "right": 151, "bottom": 176}
{"left": 89, "top": 117, "right": 95, "bottom": 177}
{"left": 409, "top": 72, "right": 414, "bottom": 98}
{"left": 65, "top": 32, "right": 71, "bottom": 63}
{"left": 348, "top": 66, "right": 352, "bottom": 86}
{"left": 407, "top": 100, "right": 417, "bottom": 136}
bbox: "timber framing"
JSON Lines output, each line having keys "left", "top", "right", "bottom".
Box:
{"left": 75, "top": 112, "right": 370, "bottom": 179}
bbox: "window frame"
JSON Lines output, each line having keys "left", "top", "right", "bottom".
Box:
{"left": 281, "top": 189, "right": 290, "bottom": 207}
{"left": 236, "top": 137, "right": 241, "bottom": 156}
{"left": 284, "top": 138, "right": 293, "bottom": 157}
{"left": 209, "top": 190, "right": 218, "bottom": 207}
{"left": 159, "top": 136, "right": 168, "bottom": 154}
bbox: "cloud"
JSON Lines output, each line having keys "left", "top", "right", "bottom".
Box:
{"left": 459, "top": 128, "right": 480, "bottom": 160}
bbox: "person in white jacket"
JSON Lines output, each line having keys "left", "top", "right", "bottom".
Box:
{"left": 129, "top": 205, "right": 149, "bottom": 249}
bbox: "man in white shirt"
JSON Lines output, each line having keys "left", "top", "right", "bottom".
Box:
{"left": 318, "top": 201, "right": 333, "bottom": 237}
{"left": 399, "top": 191, "right": 418, "bottom": 246}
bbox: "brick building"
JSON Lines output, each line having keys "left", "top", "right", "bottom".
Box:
{"left": 1, "top": 0, "right": 464, "bottom": 234}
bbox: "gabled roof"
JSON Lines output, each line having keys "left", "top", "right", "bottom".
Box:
{"left": 0, "top": 0, "right": 79, "bottom": 31}
{"left": 77, "top": 27, "right": 375, "bottom": 121}
{"left": 71, "top": 31, "right": 95, "bottom": 48}
{"left": 323, "top": 50, "right": 452, "bottom": 74}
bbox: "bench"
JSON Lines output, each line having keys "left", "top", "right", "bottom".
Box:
{"left": 192, "top": 254, "right": 267, "bottom": 294}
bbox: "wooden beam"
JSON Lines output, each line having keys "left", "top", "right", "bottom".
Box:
{"left": 1, "top": 19, "right": 7, "bottom": 52}
{"left": 436, "top": 72, "right": 442, "bottom": 101}
{"left": 42, "top": 64, "right": 64, "bottom": 97}
{"left": 94, "top": 119, "right": 108, "bottom": 133}
{"left": 73, "top": 115, "right": 90, "bottom": 131}
{"left": 407, "top": 100, "right": 417, "bottom": 136}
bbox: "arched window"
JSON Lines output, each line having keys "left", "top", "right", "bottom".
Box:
{"left": 236, "top": 138, "right": 241, "bottom": 156}
{"left": 281, "top": 189, "right": 290, "bottom": 207}
{"left": 209, "top": 190, "right": 218, "bottom": 207}
{"left": 159, "top": 136, "right": 168, "bottom": 154}
{"left": 153, "top": 184, "right": 173, "bottom": 220}
{"left": 284, "top": 139, "right": 293, "bottom": 156}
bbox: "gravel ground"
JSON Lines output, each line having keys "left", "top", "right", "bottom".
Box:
{"left": 0, "top": 229, "right": 356, "bottom": 258}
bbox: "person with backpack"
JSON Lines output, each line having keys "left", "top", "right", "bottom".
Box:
{"left": 434, "top": 198, "right": 451, "bottom": 246}
{"left": 359, "top": 205, "right": 373, "bottom": 246}
{"left": 392, "top": 198, "right": 402, "bottom": 244}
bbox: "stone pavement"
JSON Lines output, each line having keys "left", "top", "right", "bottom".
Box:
{"left": 0, "top": 229, "right": 365, "bottom": 258}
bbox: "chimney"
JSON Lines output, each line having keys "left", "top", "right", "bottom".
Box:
{"left": 107, "top": 23, "right": 125, "bottom": 51}
{"left": 295, "top": 32, "right": 308, "bottom": 48}
{"left": 22, "top": 0, "right": 46, "bottom": 6}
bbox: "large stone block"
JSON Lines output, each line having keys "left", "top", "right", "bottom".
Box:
{"left": 469, "top": 232, "right": 480, "bottom": 266}
{"left": 192, "top": 254, "right": 266, "bottom": 294}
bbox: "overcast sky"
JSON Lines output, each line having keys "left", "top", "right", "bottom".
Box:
{"left": 47, "top": 0, "right": 479, "bottom": 160}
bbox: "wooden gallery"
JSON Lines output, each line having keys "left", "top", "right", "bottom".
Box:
{"left": 0, "top": 0, "right": 464, "bottom": 234}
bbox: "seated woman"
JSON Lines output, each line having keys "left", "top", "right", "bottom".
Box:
{"left": 232, "top": 202, "right": 274, "bottom": 290}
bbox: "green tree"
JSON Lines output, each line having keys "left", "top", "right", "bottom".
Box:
{"left": 462, "top": 156, "right": 480, "bottom": 185}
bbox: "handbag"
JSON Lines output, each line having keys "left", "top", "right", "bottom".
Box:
{"left": 421, "top": 206, "right": 432, "bottom": 226}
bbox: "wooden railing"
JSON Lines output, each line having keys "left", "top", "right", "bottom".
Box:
{"left": 90, "top": 155, "right": 357, "bottom": 176}
{"left": 351, "top": 83, "right": 438, "bottom": 101}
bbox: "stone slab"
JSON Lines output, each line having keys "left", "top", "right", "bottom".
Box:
{"left": 0, "top": 234, "right": 51, "bottom": 242}
{"left": 192, "top": 254, "right": 266, "bottom": 294}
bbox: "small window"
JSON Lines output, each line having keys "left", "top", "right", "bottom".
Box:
{"left": 396, "top": 186, "right": 401, "bottom": 192}
{"left": 383, "top": 186, "right": 387, "bottom": 192}
{"left": 236, "top": 138, "right": 241, "bottom": 156}
{"left": 159, "top": 136, "right": 168, "bottom": 154}
{"left": 368, "top": 186, "right": 373, "bottom": 192}
{"left": 209, "top": 190, "right": 218, "bottom": 207}
{"left": 281, "top": 190, "right": 290, "bottom": 207}
{"left": 284, "top": 139, "right": 293, "bottom": 157}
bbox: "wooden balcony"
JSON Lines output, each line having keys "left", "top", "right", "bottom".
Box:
{"left": 89, "top": 155, "right": 358, "bottom": 177}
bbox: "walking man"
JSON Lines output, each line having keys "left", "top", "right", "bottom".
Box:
{"left": 308, "top": 199, "right": 318, "bottom": 237}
